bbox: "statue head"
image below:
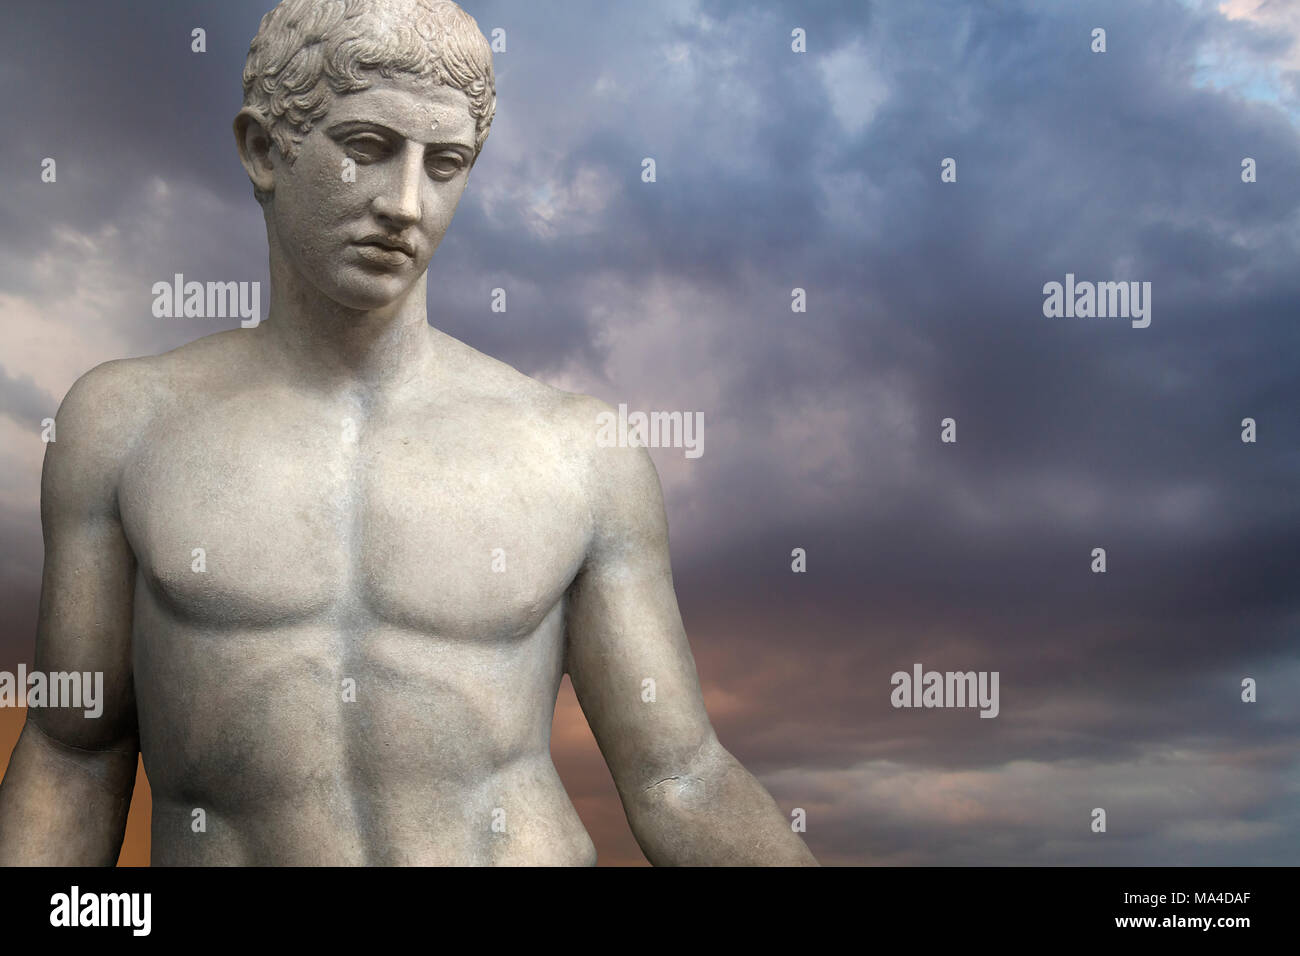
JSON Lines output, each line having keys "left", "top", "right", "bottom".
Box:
{"left": 235, "top": 0, "right": 496, "bottom": 311}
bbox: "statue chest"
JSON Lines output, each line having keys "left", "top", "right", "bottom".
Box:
{"left": 118, "top": 393, "right": 591, "bottom": 641}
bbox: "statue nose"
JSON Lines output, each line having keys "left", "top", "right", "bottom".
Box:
{"left": 371, "top": 146, "right": 424, "bottom": 226}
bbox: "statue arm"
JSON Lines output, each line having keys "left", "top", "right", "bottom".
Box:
{"left": 563, "top": 398, "right": 817, "bottom": 865}
{"left": 0, "top": 362, "right": 142, "bottom": 865}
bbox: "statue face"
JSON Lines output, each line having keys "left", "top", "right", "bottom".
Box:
{"left": 265, "top": 72, "right": 478, "bottom": 311}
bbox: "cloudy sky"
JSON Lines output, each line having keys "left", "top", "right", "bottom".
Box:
{"left": 1, "top": 0, "right": 1297, "bottom": 865}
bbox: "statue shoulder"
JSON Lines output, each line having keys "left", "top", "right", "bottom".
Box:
{"left": 43, "top": 355, "right": 170, "bottom": 513}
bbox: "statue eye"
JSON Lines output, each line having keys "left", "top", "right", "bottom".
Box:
{"left": 343, "top": 134, "right": 390, "bottom": 162}
{"left": 427, "top": 153, "right": 465, "bottom": 177}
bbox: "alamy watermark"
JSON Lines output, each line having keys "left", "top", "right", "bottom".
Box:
{"left": 1042, "top": 273, "right": 1151, "bottom": 328}
{"left": 596, "top": 403, "right": 703, "bottom": 459}
{"left": 0, "top": 666, "right": 103, "bottom": 718}
{"left": 152, "top": 273, "right": 261, "bottom": 327}
{"left": 890, "top": 663, "right": 1000, "bottom": 718}
{"left": 50, "top": 886, "right": 150, "bottom": 936}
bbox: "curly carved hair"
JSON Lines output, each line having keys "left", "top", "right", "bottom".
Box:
{"left": 241, "top": 0, "right": 496, "bottom": 170}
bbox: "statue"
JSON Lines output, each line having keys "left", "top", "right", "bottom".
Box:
{"left": 0, "top": 0, "right": 817, "bottom": 866}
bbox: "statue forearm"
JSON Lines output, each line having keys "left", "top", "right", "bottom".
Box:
{"left": 624, "top": 738, "right": 818, "bottom": 866}
{"left": 0, "top": 720, "right": 137, "bottom": 866}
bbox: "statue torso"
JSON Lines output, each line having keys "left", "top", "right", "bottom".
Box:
{"left": 117, "top": 329, "right": 599, "bottom": 864}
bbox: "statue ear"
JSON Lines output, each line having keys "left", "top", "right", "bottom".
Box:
{"left": 234, "top": 108, "right": 276, "bottom": 198}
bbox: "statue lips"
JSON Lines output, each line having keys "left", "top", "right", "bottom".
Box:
{"left": 353, "top": 233, "right": 416, "bottom": 268}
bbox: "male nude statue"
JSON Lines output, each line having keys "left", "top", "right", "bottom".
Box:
{"left": 0, "top": 0, "right": 817, "bottom": 865}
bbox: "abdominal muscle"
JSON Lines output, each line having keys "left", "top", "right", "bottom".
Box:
{"left": 147, "top": 754, "right": 597, "bottom": 866}
{"left": 133, "top": 590, "right": 598, "bottom": 866}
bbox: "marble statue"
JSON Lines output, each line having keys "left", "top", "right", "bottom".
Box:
{"left": 0, "top": 0, "right": 817, "bottom": 866}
